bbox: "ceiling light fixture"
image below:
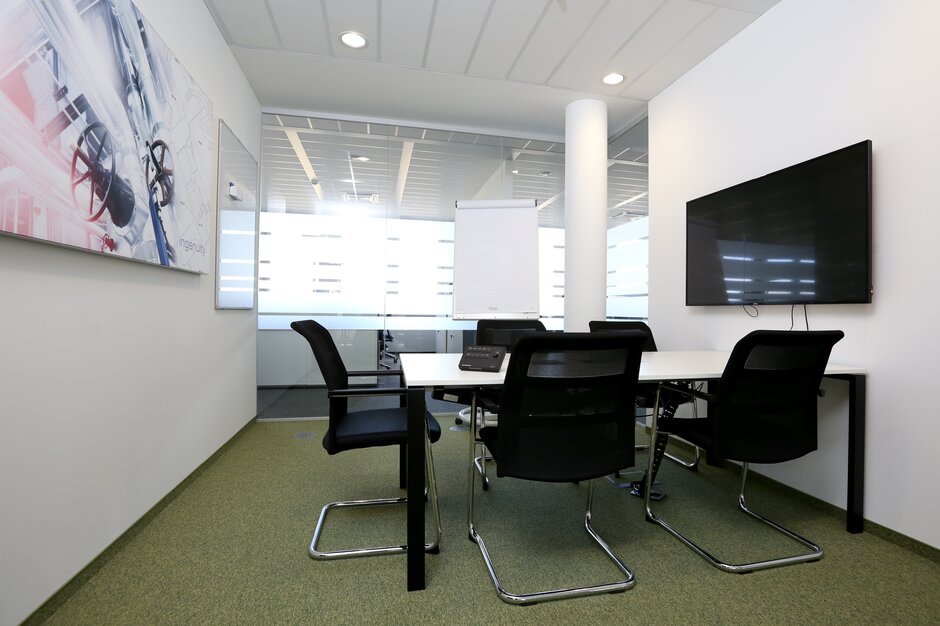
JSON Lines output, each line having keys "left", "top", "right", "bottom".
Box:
{"left": 511, "top": 169, "right": 520, "bottom": 174}
{"left": 339, "top": 31, "right": 368, "bottom": 49}
{"left": 602, "top": 72, "right": 625, "bottom": 86}
{"left": 351, "top": 155, "right": 370, "bottom": 162}
{"left": 539, "top": 170, "right": 552, "bottom": 177}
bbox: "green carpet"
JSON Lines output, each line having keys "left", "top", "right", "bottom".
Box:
{"left": 29, "top": 419, "right": 940, "bottom": 625}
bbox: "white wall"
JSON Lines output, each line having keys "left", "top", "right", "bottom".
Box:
{"left": 648, "top": 0, "right": 940, "bottom": 549}
{"left": 0, "top": 1, "right": 261, "bottom": 623}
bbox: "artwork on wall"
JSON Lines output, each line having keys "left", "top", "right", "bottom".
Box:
{"left": 0, "top": 0, "right": 213, "bottom": 273}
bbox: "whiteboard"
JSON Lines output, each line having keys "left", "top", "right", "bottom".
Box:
{"left": 452, "top": 199, "right": 540, "bottom": 319}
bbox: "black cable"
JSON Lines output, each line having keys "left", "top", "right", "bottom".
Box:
{"left": 744, "top": 303, "right": 759, "bottom": 318}
{"left": 804, "top": 304, "right": 809, "bottom": 330}
{"left": 789, "top": 305, "right": 796, "bottom": 330}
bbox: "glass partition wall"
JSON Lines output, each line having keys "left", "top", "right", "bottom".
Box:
{"left": 256, "top": 113, "right": 648, "bottom": 419}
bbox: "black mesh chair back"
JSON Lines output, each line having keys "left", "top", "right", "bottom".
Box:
{"left": 289, "top": 319, "right": 442, "bottom": 560}
{"left": 488, "top": 331, "right": 646, "bottom": 482}
{"left": 290, "top": 320, "right": 351, "bottom": 454}
{"left": 712, "top": 329, "right": 845, "bottom": 463}
{"left": 476, "top": 319, "right": 546, "bottom": 350}
{"left": 589, "top": 320, "right": 659, "bottom": 407}
{"left": 588, "top": 320, "right": 657, "bottom": 351}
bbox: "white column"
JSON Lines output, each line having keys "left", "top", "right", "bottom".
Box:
{"left": 564, "top": 99, "right": 608, "bottom": 331}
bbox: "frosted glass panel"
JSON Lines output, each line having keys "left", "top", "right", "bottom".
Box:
{"left": 258, "top": 213, "right": 387, "bottom": 315}
{"left": 215, "top": 121, "right": 259, "bottom": 309}
{"left": 606, "top": 217, "right": 649, "bottom": 319}
{"left": 538, "top": 228, "right": 565, "bottom": 320}
{"left": 385, "top": 219, "right": 454, "bottom": 316}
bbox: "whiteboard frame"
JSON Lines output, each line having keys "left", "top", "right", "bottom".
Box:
{"left": 452, "top": 199, "right": 540, "bottom": 320}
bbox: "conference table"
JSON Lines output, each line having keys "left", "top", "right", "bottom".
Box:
{"left": 400, "top": 350, "right": 867, "bottom": 592}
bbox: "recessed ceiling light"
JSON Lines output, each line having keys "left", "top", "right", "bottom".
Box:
{"left": 511, "top": 169, "right": 520, "bottom": 174}
{"left": 351, "top": 155, "right": 370, "bottom": 162}
{"left": 539, "top": 170, "right": 552, "bottom": 177}
{"left": 339, "top": 31, "right": 368, "bottom": 49}
{"left": 602, "top": 72, "right": 624, "bottom": 86}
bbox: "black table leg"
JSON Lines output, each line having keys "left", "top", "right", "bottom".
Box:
{"left": 827, "top": 373, "right": 866, "bottom": 533}
{"left": 845, "top": 374, "right": 866, "bottom": 533}
{"left": 406, "top": 387, "right": 426, "bottom": 591}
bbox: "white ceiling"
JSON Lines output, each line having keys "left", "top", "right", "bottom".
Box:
{"left": 203, "top": 0, "right": 779, "bottom": 141}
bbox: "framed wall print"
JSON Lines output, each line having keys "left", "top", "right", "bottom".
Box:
{"left": 0, "top": 0, "right": 213, "bottom": 272}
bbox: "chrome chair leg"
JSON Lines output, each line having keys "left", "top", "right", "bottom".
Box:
{"left": 468, "top": 393, "right": 491, "bottom": 490}
{"left": 310, "top": 424, "right": 441, "bottom": 560}
{"left": 643, "top": 390, "right": 822, "bottom": 573}
{"left": 664, "top": 439, "right": 701, "bottom": 469}
{"left": 469, "top": 479, "right": 635, "bottom": 605}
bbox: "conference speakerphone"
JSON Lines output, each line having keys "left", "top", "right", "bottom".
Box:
{"left": 458, "top": 345, "right": 506, "bottom": 372}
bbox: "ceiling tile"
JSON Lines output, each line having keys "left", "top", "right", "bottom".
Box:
{"left": 395, "top": 126, "right": 426, "bottom": 139}
{"left": 278, "top": 114, "right": 314, "bottom": 128}
{"left": 312, "top": 118, "right": 342, "bottom": 132}
{"left": 424, "top": 129, "right": 454, "bottom": 141}
{"left": 209, "top": 0, "right": 282, "bottom": 49}
{"left": 269, "top": 0, "right": 331, "bottom": 54}
{"left": 606, "top": 0, "right": 713, "bottom": 93}
{"left": 547, "top": 0, "right": 659, "bottom": 91}
{"left": 337, "top": 120, "right": 370, "bottom": 134}
{"left": 508, "top": 0, "right": 606, "bottom": 84}
{"left": 325, "top": 0, "right": 379, "bottom": 61}
{"left": 466, "top": 0, "right": 548, "bottom": 78}
{"left": 698, "top": 0, "right": 779, "bottom": 13}
{"left": 424, "top": 0, "right": 492, "bottom": 73}
{"left": 380, "top": 0, "right": 435, "bottom": 66}
{"left": 621, "top": 7, "right": 757, "bottom": 100}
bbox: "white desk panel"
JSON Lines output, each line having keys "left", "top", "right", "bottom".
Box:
{"left": 400, "top": 350, "right": 865, "bottom": 388}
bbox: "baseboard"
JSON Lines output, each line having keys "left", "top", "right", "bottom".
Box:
{"left": 651, "top": 431, "right": 940, "bottom": 566}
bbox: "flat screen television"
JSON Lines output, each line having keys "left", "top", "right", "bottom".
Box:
{"left": 686, "top": 140, "right": 872, "bottom": 306}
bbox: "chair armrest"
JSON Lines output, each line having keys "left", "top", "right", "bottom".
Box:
{"left": 347, "top": 369, "right": 404, "bottom": 380}
{"left": 659, "top": 381, "right": 717, "bottom": 403}
{"left": 329, "top": 387, "right": 407, "bottom": 399}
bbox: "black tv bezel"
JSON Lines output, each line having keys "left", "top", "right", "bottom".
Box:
{"left": 685, "top": 140, "right": 873, "bottom": 307}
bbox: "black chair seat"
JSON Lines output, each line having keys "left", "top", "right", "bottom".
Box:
{"left": 331, "top": 407, "right": 441, "bottom": 453}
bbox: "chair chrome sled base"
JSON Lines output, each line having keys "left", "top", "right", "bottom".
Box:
{"left": 469, "top": 478, "right": 635, "bottom": 605}
{"left": 310, "top": 434, "right": 442, "bottom": 560}
{"left": 644, "top": 462, "right": 823, "bottom": 573}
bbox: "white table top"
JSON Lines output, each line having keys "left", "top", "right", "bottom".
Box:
{"left": 399, "top": 350, "right": 865, "bottom": 388}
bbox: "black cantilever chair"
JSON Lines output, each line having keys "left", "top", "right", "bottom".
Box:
{"left": 589, "top": 320, "right": 700, "bottom": 496}
{"left": 290, "top": 320, "right": 442, "bottom": 560}
{"left": 468, "top": 319, "right": 546, "bottom": 490}
{"left": 468, "top": 330, "right": 646, "bottom": 604}
{"left": 644, "top": 329, "right": 844, "bottom": 573}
